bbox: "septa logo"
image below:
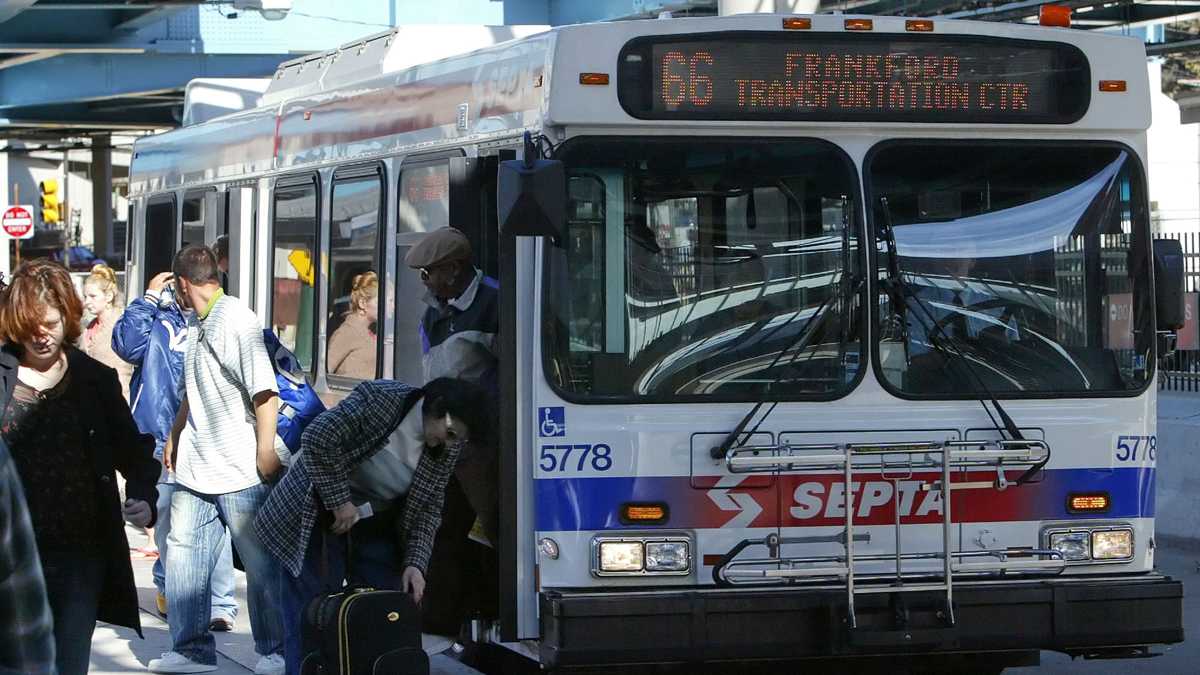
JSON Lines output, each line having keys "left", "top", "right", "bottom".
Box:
{"left": 788, "top": 479, "right": 944, "bottom": 524}
{"left": 538, "top": 407, "right": 565, "bottom": 437}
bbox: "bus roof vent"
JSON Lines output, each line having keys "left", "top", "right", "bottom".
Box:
{"left": 262, "top": 24, "right": 551, "bottom": 106}
{"left": 182, "top": 78, "right": 272, "bottom": 126}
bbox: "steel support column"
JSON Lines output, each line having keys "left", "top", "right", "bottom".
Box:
{"left": 91, "top": 133, "right": 111, "bottom": 259}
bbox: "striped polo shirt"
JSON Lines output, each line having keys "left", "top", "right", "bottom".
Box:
{"left": 175, "top": 294, "right": 278, "bottom": 495}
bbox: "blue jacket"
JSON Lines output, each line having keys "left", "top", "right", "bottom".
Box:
{"left": 112, "top": 292, "right": 188, "bottom": 457}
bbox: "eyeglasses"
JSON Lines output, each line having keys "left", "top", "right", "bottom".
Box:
{"left": 419, "top": 267, "right": 430, "bottom": 282}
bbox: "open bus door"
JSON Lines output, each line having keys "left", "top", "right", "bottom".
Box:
{"left": 496, "top": 137, "right": 565, "bottom": 642}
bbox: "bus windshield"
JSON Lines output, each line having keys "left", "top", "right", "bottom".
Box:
{"left": 871, "top": 142, "right": 1153, "bottom": 396}
{"left": 544, "top": 138, "right": 862, "bottom": 402}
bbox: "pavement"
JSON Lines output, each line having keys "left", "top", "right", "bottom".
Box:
{"left": 89, "top": 545, "right": 483, "bottom": 675}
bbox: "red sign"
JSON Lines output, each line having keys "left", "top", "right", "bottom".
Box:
{"left": 1178, "top": 293, "right": 1199, "bottom": 351}
{"left": 1, "top": 206, "right": 34, "bottom": 239}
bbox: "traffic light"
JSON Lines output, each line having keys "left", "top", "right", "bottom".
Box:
{"left": 39, "top": 179, "right": 60, "bottom": 226}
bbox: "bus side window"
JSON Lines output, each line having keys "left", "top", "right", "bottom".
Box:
{"left": 395, "top": 159, "right": 450, "bottom": 385}
{"left": 326, "top": 170, "right": 383, "bottom": 381}
{"left": 271, "top": 177, "right": 320, "bottom": 376}
{"left": 143, "top": 196, "right": 177, "bottom": 287}
{"left": 181, "top": 192, "right": 206, "bottom": 248}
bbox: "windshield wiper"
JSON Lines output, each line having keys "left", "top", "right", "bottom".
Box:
{"left": 876, "top": 197, "right": 1047, "bottom": 485}
{"left": 710, "top": 197, "right": 861, "bottom": 460}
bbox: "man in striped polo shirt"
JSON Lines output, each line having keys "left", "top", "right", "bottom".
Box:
{"left": 149, "top": 245, "right": 284, "bottom": 675}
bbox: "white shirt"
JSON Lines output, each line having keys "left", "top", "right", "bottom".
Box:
{"left": 349, "top": 400, "right": 425, "bottom": 503}
{"left": 176, "top": 294, "right": 279, "bottom": 494}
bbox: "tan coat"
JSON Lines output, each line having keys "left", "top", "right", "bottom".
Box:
{"left": 326, "top": 312, "right": 377, "bottom": 379}
{"left": 82, "top": 309, "right": 134, "bottom": 403}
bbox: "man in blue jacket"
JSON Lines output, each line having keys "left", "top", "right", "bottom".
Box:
{"left": 112, "top": 270, "right": 239, "bottom": 631}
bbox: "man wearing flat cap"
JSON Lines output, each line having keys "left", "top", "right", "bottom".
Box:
{"left": 404, "top": 227, "right": 499, "bottom": 391}
{"left": 404, "top": 227, "right": 500, "bottom": 647}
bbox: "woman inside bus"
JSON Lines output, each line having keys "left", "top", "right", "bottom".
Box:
{"left": 0, "top": 259, "right": 160, "bottom": 675}
{"left": 254, "top": 376, "right": 491, "bottom": 675}
{"left": 326, "top": 270, "right": 378, "bottom": 379}
{"left": 80, "top": 263, "right": 134, "bottom": 402}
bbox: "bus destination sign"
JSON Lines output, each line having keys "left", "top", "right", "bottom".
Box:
{"left": 617, "top": 34, "right": 1090, "bottom": 124}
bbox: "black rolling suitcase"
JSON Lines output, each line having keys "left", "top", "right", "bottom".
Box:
{"left": 299, "top": 532, "right": 430, "bottom": 675}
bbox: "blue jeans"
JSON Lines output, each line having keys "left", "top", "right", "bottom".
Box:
{"left": 41, "top": 551, "right": 105, "bottom": 675}
{"left": 166, "top": 483, "right": 283, "bottom": 665}
{"left": 280, "top": 509, "right": 402, "bottom": 675}
{"left": 153, "top": 477, "right": 238, "bottom": 621}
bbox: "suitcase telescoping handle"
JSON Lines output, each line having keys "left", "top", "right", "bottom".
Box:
{"left": 319, "top": 524, "right": 372, "bottom": 593}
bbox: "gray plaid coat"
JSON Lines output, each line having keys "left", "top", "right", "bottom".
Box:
{"left": 255, "top": 380, "right": 461, "bottom": 578}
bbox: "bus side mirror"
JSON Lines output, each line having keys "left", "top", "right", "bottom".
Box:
{"left": 497, "top": 154, "right": 565, "bottom": 244}
{"left": 1154, "top": 238, "right": 1185, "bottom": 331}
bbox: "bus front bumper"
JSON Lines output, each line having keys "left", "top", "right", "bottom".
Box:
{"left": 538, "top": 575, "right": 1183, "bottom": 668}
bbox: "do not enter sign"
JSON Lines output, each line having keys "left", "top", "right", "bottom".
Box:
{"left": 1, "top": 205, "right": 34, "bottom": 239}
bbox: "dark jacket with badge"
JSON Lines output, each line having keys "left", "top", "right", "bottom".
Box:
{"left": 0, "top": 344, "right": 159, "bottom": 636}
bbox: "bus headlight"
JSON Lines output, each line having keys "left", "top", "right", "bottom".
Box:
{"left": 1044, "top": 525, "right": 1135, "bottom": 563}
{"left": 592, "top": 536, "right": 692, "bottom": 576}
{"left": 1092, "top": 529, "right": 1134, "bottom": 560}
{"left": 1049, "top": 531, "right": 1091, "bottom": 561}
{"left": 645, "top": 541, "right": 689, "bottom": 572}
{"left": 597, "top": 541, "right": 644, "bottom": 572}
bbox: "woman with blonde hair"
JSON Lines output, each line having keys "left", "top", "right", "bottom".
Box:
{"left": 81, "top": 263, "right": 133, "bottom": 402}
{"left": 326, "top": 270, "right": 378, "bottom": 379}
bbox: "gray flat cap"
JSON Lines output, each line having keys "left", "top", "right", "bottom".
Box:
{"left": 404, "top": 227, "right": 472, "bottom": 268}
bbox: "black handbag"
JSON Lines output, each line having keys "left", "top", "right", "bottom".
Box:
{"left": 299, "top": 531, "right": 430, "bottom": 675}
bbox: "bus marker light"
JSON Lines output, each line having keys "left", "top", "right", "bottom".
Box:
{"left": 1099, "top": 80, "right": 1127, "bottom": 92}
{"left": 782, "top": 17, "right": 812, "bottom": 30}
{"left": 1039, "top": 5, "right": 1071, "bottom": 27}
{"left": 645, "top": 541, "right": 690, "bottom": 572}
{"left": 538, "top": 537, "right": 560, "bottom": 560}
{"left": 579, "top": 72, "right": 610, "bottom": 86}
{"left": 905, "top": 20, "right": 934, "bottom": 32}
{"left": 621, "top": 502, "right": 668, "bottom": 524}
{"left": 844, "top": 18, "right": 873, "bottom": 31}
{"left": 1067, "top": 493, "right": 1110, "bottom": 513}
{"left": 1092, "top": 529, "right": 1133, "bottom": 560}
{"left": 598, "top": 541, "right": 644, "bottom": 572}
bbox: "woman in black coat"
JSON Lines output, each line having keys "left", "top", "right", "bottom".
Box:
{"left": 0, "top": 259, "right": 160, "bottom": 675}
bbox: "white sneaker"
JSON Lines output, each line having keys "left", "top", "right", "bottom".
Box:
{"left": 254, "top": 653, "right": 285, "bottom": 675}
{"left": 147, "top": 651, "right": 217, "bottom": 673}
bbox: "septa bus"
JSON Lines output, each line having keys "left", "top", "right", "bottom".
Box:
{"left": 128, "top": 13, "right": 1185, "bottom": 672}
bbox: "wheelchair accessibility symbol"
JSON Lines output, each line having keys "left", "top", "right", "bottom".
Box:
{"left": 539, "top": 407, "right": 566, "bottom": 437}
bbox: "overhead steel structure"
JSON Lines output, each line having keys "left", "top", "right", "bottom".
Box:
{"left": 0, "top": 0, "right": 294, "bottom": 141}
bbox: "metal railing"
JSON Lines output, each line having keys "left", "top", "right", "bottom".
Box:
{"left": 712, "top": 438, "right": 1061, "bottom": 629}
{"left": 1158, "top": 231, "right": 1200, "bottom": 392}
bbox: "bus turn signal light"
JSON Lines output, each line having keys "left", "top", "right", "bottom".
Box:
{"left": 905, "top": 19, "right": 934, "bottom": 32}
{"left": 1099, "top": 80, "right": 1127, "bottom": 92}
{"left": 1068, "top": 493, "right": 1110, "bottom": 513}
{"left": 1039, "top": 5, "right": 1071, "bottom": 27}
{"left": 844, "top": 18, "right": 873, "bottom": 31}
{"left": 621, "top": 503, "right": 668, "bottom": 524}
{"left": 579, "top": 72, "right": 610, "bottom": 86}
{"left": 782, "top": 17, "right": 811, "bottom": 30}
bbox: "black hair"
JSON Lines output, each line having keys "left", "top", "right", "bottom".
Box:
{"left": 172, "top": 244, "right": 221, "bottom": 285}
{"left": 420, "top": 377, "right": 495, "bottom": 449}
{"left": 212, "top": 235, "right": 230, "bottom": 262}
